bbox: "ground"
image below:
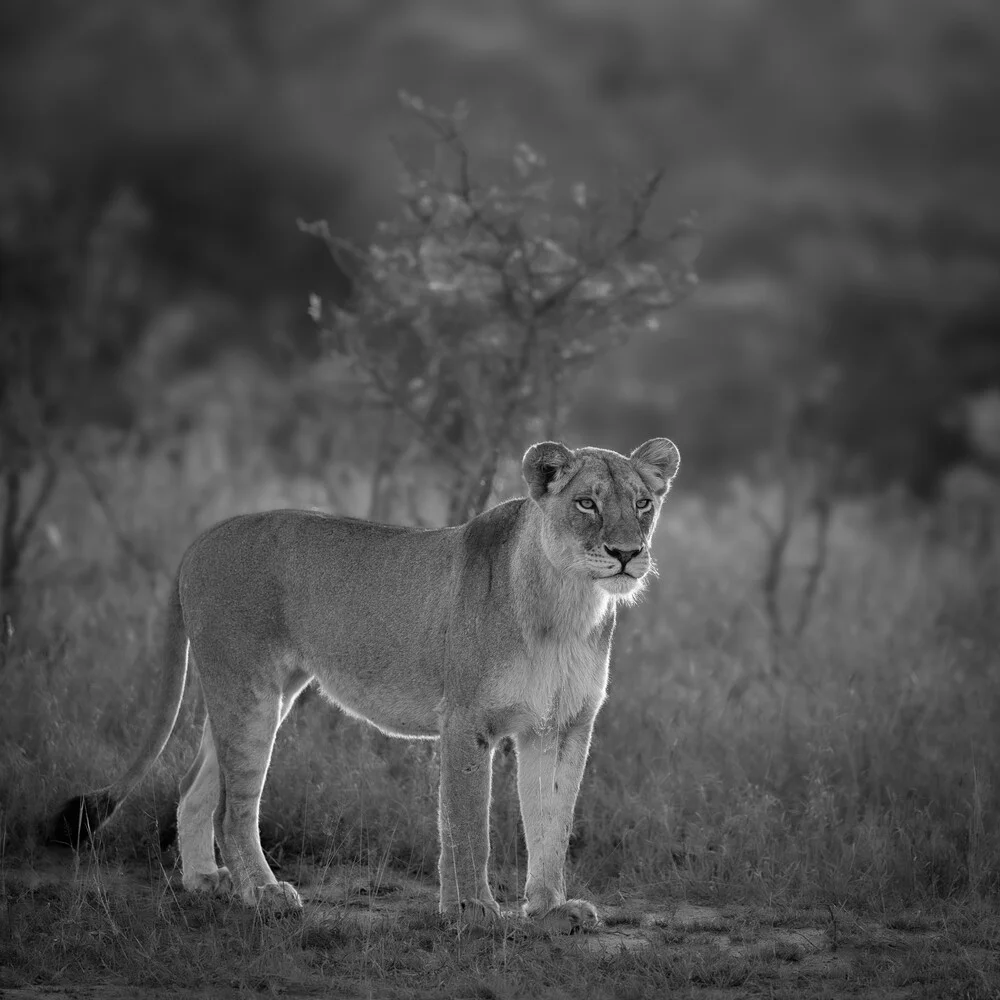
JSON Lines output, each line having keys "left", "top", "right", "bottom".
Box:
{"left": 2, "top": 853, "right": 998, "bottom": 999}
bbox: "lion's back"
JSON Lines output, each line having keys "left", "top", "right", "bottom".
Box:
{"left": 178, "top": 509, "right": 457, "bottom": 649}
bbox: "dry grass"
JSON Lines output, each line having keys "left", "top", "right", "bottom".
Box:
{"left": 1, "top": 437, "right": 999, "bottom": 996}
{"left": 1, "top": 858, "right": 998, "bottom": 998}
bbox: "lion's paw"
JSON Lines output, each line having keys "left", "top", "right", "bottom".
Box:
{"left": 444, "top": 896, "right": 502, "bottom": 931}
{"left": 537, "top": 899, "right": 601, "bottom": 935}
{"left": 183, "top": 867, "right": 233, "bottom": 896}
{"left": 248, "top": 880, "right": 304, "bottom": 914}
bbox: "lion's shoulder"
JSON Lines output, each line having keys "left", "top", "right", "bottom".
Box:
{"left": 461, "top": 498, "right": 528, "bottom": 552}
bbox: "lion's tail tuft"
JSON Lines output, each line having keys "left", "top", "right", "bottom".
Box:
{"left": 48, "top": 791, "right": 119, "bottom": 848}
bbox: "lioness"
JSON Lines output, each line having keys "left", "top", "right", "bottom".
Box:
{"left": 57, "top": 438, "right": 679, "bottom": 930}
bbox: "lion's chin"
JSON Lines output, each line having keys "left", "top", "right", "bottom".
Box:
{"left": 596, "top": 573, "right": 644, "bottom": 599}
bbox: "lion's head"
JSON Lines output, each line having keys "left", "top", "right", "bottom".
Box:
{"left": 522, "top": 438, "right": 680, "bottom": 599}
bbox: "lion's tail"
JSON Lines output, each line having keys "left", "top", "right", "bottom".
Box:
{"left": 51, "top": 571, "right": 190, "bottom": 848}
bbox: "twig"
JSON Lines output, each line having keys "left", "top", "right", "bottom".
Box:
{"left": 534, "top": 168, "right": 665, "bottom": 319}
{"left": 355, "top": 351, "right": 467, "bottom": 467}
{"left": 621, "top": 167, "right": 667, "bottom": 246}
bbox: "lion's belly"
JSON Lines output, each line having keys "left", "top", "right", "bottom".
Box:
{"left": 321, "top": 684, "right": 441, "bottom": 738}
{"left": 311, "top": 658, "right": 443, "bottom": 739}
{"left": 288, "top": 605, "right": 448, "bottom": 737}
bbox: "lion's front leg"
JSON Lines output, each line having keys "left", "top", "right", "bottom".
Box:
{"left": 437, "top": 718, "right": 500, "bottom": 925}
{"left": 515, "top": 712, "right": 600, "bottom": 932}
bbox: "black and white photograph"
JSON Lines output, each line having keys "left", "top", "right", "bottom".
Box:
{"left": 1, "top": 2, "right": 998, "bottom": 996}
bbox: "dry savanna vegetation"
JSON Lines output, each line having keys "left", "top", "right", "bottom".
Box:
{"left": 3, "top": 2, "right": 1000, "bottom": 995}
{"left": 1, "top": 433, "right": 999, "bottom": 999}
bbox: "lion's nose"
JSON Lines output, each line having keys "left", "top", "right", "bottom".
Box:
{"left": 604, "top": 545, "right": 642, "bottom": 568}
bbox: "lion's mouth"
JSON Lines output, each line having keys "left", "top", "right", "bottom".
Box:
{"left": 599, "top": 569, "right": 642, "bottom": 583}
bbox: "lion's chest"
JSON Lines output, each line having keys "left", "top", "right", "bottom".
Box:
{"left": 505, "top": 631, "right": 610, "bottom": 731}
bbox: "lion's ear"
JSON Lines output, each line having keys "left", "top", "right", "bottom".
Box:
{"left": 522, "top": 441, "right": 575, "bottom": 501}
{"left": 630, "top": 438, "right": 680, "bottom": 495}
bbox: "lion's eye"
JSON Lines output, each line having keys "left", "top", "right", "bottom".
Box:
{"left": 636, "top": 498, "right": 652, "bottom": 511}
{"left": 576, "top": 498, "right": 597, "bottom": 512}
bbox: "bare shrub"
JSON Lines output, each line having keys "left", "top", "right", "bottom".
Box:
{"left": 303, "top": 93, "right": 701, "bottom": 524}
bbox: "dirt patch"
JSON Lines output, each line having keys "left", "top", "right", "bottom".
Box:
{"left": 2, "top": 855, "right": 998, "bottom": 999}
{"left": 576, "top": 900, "right": 838, "bottom": 959}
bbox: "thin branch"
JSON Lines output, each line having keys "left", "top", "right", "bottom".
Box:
{"left": 439, "top": 115, "right": 473, "bottom": 203}
{"left": 403, "top": 101, "right": 474, "bottom": 204}
{"left": 450, "top": 308, "right": 544, "bottom": 522}
{"left": 623, "top": 168, "right": 667, "bottom": 244}
{"left": 297, "top": 219, "right": 370, "bottom": 289}
{"left": 485, "top": 242, "right": 529, "bottom": 324}
{"left": 355, "top": 354, "right": 467, "bottom": 467}
{"left": 501, "top": 218, "right": 536, "bottom": 320}
{"left": 532, "top": 262, "right": 592, "bottom": 319}
{"left": 406, "top": 104, "right": 547, "bottom": 326}
{"left": 534, "top": 167, "right": 666, "bottom": 319}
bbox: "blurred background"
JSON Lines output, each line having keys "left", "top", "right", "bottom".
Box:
{"left": 3, "top": 0, "right": 999, "bottom": 510}
{"left": 2, "top": 0, "right": 1000, "bottom": 892}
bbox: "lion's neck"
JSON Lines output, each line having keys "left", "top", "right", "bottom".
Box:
{"left": 511, "top": 505, "right": 612, "bottom": 641}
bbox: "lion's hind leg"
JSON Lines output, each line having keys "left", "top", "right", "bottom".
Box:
{"left": 201, "top": 665, "right": 310, "bottom": 913}
{"left": 178, "top": 717, "right": 232, "bottom": 896}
